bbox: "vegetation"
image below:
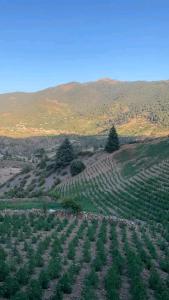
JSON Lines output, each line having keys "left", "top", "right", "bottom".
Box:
{"left": 56, "top": 138, "right": 74, "bottom": 169}
{"left": 70, "top": 159, "right": 86, "bottom": 176}
{"left": 57, "top": 138, "right": 169, "bottom": 224}
{"left": 1, "top": 134, "right": 169, "bottom": 299}
{"left": 105, "top": 125, "right": 119, "bottom": 153}
{"left": 0, "top": 212, "right": 168, "bottom": 299}
{"left": 1, "top": 80, "right": 169, "bottom": 138}
{"left": 62, "top": 197, "right": 82, "bottom": 213}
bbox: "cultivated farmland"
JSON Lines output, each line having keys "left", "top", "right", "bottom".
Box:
{"left": 1, "top": 138, "right": 169, "bottom": 299}
{"left": 0, "top": 211, "right": 169, "bottom": 300}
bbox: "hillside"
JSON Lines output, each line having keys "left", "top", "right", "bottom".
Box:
{"left": 1, "top": 137, "right": 169, "bottom": 227}
{"left": 1, "top": 79, "right": 169, "bottom": 137}
{"left": 56, "top": 137, "right": 169, "bottom": 225}
{"left": 1, "top": 138, "right": 169, "bottom": 299}
{"left": 0, "top": 138, "right": 169, "bottom": 300}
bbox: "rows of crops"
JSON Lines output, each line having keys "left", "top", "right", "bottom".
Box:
{"left": 56, "top": 148, "right": 169, "bottom": 227}
{"left": 0, "top": 212, "right": 169, "bottom": 300}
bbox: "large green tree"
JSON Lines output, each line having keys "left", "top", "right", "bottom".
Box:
{"left": 105, "top": 126, "right": 119, "bottom": 153}
{"left": 56, "top": 138, "right": 74, "bottom": 168}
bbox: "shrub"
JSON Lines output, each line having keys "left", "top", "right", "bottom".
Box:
{"left": 0, "top": 246, "right": 7, "bottom": 260}
{"left": 48, "top": 258, "right": 61, "bottom": 279}
{"left": 149, "top": 269, "right": 163, "bottom": 292}
{"left": 11, "top": 291, "right": 28, "bottom": 300}
{"left": 70, "top": 159, "right": 86, "bottom": 176}
{"left": 85, "top": 269, "right": 98, "bottom": 287}
{"left": 22, "top": 165, "right": 32, "bottom": 174}
{"left": 16, "top": 266, "right": 29, "bottom": 285}
{"left": 39, "top": 270, "right": 50, "bottom": 289}
{"left": 62, "top": 198, "right": 82, "bottom": 213}
{"left": 3, "top": 276, "right": 20, "bottom": 298}
{"left": 49, "top": 190, "right": 60, "bottom": 200}
{"left": 58, "top": 273, "right": 72, "bottom": 294}
{"left": 52, "top": 286, "right": 63, "bottom": 300}
{"left": 160, "top": 259, "right": 169, "bottom": 273}
{"left": 27, "top": 279, "right": 42, "bottom": 300}
{"left": 0, "top": 261, "right": 9, "bottom": 281}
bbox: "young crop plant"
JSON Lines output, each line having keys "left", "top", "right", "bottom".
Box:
{"left": 39, "top": 269, "right": 50, "bottom": 289}
{"left": 83, "top": 238, "right": 91, "bottom": 263}
{"left": 27, "top": 279, "right": 42, "bottom": 300}
{"left": 105, "top": 265, "right": 120, "bottom": 300}
{"left": 92, "top": 221, "right": 107, "bottom": 272}
{"left": 131, "top": 230, "right": 152, "bottom": 270}
{"left": 16, "top": 266, "right": 29, "bottom": 286}
{"left": 48, "top": 257, "right": 61, "bottom": 280}
{"left": 1, "top": 275, "right": 20, "bottom": 298}
{"left": 0, "top": 198, "right": 169, "bottom": 300}
{"left": 122, "top": 226, "right": 148, "bottom": 300}
{"left": 81, "top": 269, "right": 98, "bottom": 300}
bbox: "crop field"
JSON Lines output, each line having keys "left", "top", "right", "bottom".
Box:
{"left": 57, "top": 139, "right": 169, "bottom": 228}
{"left": 0, "top": 211, "right": 169, "bottom": 300}
{"left": 0, "top": 139, "right": 169, "bottom": 299}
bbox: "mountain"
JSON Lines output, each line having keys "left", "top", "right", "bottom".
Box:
{"left": 0, "top": 79, "right": 169, "bottom": 137}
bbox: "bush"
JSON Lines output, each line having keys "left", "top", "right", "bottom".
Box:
{"left": 0, "top": 246, "right": 7, "bottom": 260}
{"left": 70, "top": 159, "right": 86, "bottom": 176}
{"left": 58, "top": 273, "right": 72, "bottom": 294}
{"left": 62, "top": 198, "right": 82, "bottom": 213}
{"left": 0, "top": 261, "right": 9, "bottom": 281}
{"left": 22, "top": 165, "right": 32, "bottom": 174}
{"left": 39, "top": 270, "right": 50, "bottom": 289}
{"left": 3, "top": 276, "right": 20, "bottom": 298}
{"left": 48, "top": 258, "right": 61, "bottom": 279}
{"left": 16, "top": 266, "right": 29, "bottom": 285}
{"left": 27, "top": 279, "right": 42, "bottom": 300}
{"left": 11, "top": 291, "right": 29, "bottom": 300}
{"left": 149, "top": 269, "right": 163, "bottom": 293}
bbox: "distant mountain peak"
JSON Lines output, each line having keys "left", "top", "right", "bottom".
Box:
{"left": 59, "top": 81, "right": 80, "bottom": 86}
{"left": 96, "top": 78, "right": 120, "bottom": 83}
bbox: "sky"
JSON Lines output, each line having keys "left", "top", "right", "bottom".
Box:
{"left": 0, "top": 0, "right": 169, "bottom": 93}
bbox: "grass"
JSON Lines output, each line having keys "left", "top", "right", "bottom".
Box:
{"left": 0, "top": 199, "right": 62, "bottom": 210}
{"left": 115, "top": 138, "right": 169, "bottom": 178}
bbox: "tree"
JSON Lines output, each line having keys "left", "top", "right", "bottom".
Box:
{"left": 62, "top": 198, "right": 82, "bottom": 213}
{"left": 105, "top": 126, "right": 119, "bottom": 153}
{"left": 56, "top": 138, "right": 74, "bottom": 168}
{"left": 70, "top": 159, "right": 85, "bottom": 176}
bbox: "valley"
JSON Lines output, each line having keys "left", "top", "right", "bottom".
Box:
{"left": 0, "top": 134, "right": 169, "bottom": 299}
{"left": 1, "top": 1, "right": 169, "bottom": 299}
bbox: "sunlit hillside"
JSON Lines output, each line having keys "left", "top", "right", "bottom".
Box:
{"left": 1, "top": 79, "right": 169, "bottom": 137}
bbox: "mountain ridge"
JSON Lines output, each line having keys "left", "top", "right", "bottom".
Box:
{"left": 4, "top": 77, "right": 169, "bottom": 95}
{"left": 0, "top": 78, "right": 169, "bottom": 137}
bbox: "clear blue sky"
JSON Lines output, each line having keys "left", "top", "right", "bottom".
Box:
{"left": 0, "top": 0, "right": 169, "bottom": 92}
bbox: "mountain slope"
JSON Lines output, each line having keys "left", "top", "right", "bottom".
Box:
{"left": 56, "top": 137, "right": 169, "bottom": 224}
{"left": 1, "top": 79, "right": 169, "bottom": 137}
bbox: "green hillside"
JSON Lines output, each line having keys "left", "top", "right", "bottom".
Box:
{"left": 1, "top": 138, "right": 169, "bottom": 299}
{"left": 1, "top": 79, "right": 169, "bottom": 137}
{"left": 56, "top": 138, "right": 169, "bottom": 226}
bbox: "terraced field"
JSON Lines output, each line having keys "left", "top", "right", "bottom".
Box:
{"left": 0, "top": 211, "right": 169, "bottom": 300}
{"left": 57, "top": 138, "right": 169, "bottom": 227}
